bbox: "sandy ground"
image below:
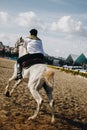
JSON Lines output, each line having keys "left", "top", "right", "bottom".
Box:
{"left": 0, "top": 58, "right": 87, "bottom": 130}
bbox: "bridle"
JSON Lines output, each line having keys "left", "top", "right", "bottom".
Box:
{"left": 15, "top": 36, "right": 24, "bottom": 47}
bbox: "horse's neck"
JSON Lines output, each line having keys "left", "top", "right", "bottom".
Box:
{"left": 19, "top": 44, "right": 27, "bottom": 58}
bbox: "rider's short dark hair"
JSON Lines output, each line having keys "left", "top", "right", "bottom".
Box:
{"left": 30, "top": 29, "right": 38, "bottom": 36}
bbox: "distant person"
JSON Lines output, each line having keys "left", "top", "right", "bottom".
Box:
{"left": 15, "top": 29, "right": 45, "bottom": 80}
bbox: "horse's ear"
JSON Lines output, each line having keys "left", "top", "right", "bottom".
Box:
{"left": 20, "top": 37, "right": 24, "bottom": 42}
{"left": 20, "top": 37, "right": 22, "bottom": 40}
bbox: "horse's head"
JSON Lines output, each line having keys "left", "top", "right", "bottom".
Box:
{"left": 15, "top": 37, "right": 24, "bottom": 48}
{"left": 15, "top": 37, "right": 27, "bottom": 58}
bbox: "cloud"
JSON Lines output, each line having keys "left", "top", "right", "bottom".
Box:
{"left": 15, "top": 11, "right": 45, "bottom": 30}
{"left": 51, "top": 16, "right": 87, "bottom": 37}
{"left": 16, "top": 11, "right": 37, "bottom": 27}
{"left": 0, "top": 33, "right": 18, "bottom": 46}
{"left": 0, "top": 12, "right": 9, "bottom": 24}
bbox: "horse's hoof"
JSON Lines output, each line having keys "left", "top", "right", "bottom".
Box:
{"left": 28, "top": 116, "right": 36, "bottom": 120}
{"left": 51, "top": 117, "right": 55, "bottom": 124}
{"left": 5, "top": 91, "right": 11, "bottom": 97}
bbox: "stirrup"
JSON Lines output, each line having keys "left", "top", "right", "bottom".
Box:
{"left": 14, "top": 75, "right": 22, "bottom": 80}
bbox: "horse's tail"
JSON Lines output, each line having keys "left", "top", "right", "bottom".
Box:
{"left": 43, "top": 69, "right": 55, "bottom": 87}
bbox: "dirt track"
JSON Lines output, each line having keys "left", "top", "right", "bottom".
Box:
{"left": 0, "top": 58, "right": 87, "bottom": 130}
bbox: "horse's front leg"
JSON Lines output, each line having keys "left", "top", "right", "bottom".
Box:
{"left": 5, "top": 63, "right": 18, "bottom": 97}
{"left": 9, "top": 79, "right": 22, "bottom": 96}
{"left": 5, "top": 76, "right": 15, "bottom": 97}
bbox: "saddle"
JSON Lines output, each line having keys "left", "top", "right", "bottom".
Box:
{"left": 21, "top": 58, "right": 45, "bottom": 68}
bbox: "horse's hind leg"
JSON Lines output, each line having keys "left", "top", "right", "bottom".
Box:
{"left": 43, "top": 82, "right": 55, "bottom": 123}
{"left": 28, "top": 83, "right": 43, "bottom": 120}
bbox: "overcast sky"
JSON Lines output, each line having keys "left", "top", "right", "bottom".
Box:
{"left": 0, "top": 0, "right": 87, "bottom": 58}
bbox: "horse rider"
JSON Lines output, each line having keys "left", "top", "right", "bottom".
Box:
{"left": 15, "top": 29, "right": 45, "bottom": 80}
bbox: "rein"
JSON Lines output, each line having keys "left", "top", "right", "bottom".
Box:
{"left": 15, "top": 43, "right": 23, "bottom": 48}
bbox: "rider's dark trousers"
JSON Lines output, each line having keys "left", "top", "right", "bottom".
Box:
{"left": 17, "top": 53, "right": 45, "bottom": 66}
{"left": 15, "top": 53, "right": 45, "bottom": 80}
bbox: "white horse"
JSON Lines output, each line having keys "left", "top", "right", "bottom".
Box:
{"left": 5, "top": 37, "right": 55, "bottom": 123}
